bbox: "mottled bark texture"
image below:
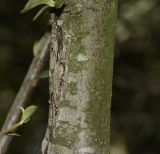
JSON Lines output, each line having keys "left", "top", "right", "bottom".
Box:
{"left": 42, "top": 0, "right": 117, "bottom": 153}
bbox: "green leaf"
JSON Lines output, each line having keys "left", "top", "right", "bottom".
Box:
{"left": 33, "top": 5, "right": 50, "bottom": 21}
{"left": 39, "top": 70, "right": 49, "bottom": 78}
{"left": 55, "top": 0, "right": 65, "bottom": 8}
{"left": 21, "top": 0, "right": 55, "bottom": 13}
{"left": 20, "top": 106, "right": 37, "bottom": 124}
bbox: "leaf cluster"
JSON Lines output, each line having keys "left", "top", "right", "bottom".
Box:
{"left": 20, "top": 105, "right": 37, "bottom": 124}
{"left": 21, "top": 0, "right": 65, "bottom": 20}
{"left": 0, "top": 106, "right": 37, "bottom": 137}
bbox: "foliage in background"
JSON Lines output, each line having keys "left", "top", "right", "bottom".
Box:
{"left": 112, "top": 0, "right": 160, "bottom": 154}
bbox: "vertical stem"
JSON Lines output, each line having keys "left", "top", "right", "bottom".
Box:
{"left": 42, "top": 0, "right": 117, "bottom": 153}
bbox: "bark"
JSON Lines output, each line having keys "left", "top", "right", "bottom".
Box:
{"left": 42, "top": 0, "right": 117, "bottom": 153}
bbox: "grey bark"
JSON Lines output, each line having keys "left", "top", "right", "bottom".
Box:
{"left": 42, "top": 0, "right": 117, "bottom": 153}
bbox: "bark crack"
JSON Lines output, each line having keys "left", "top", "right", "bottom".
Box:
{"left": 48, "top": 13, "right": 67, "bottom": 143}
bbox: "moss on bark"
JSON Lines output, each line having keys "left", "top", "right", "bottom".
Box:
{"left": 42, "top": 0, "right": 117, "bottom": 153}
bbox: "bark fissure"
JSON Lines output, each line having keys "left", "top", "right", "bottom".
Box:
{"left": 50, "top": 14, "right": 66, "bottom": 137}
{"left": 50, "top": 13, "right": 67, "bottom": 139}
{"left": 42, "top": 13, "right": 68, "bottom": 153}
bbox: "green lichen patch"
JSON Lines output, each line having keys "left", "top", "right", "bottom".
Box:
{"left": 84, "top": 0, "right": 117, "bottom": 149}
{"left": 68, "top": 57, "right": 87, "bottom": 73}
{"left": 54, "top": 122, "right": 80, "bottom": 148}
{"left": 59, "top": 100, "right": 77, "bottom": 109}
{"left": 68, "top": 82, "right": 78, "bottom": 95}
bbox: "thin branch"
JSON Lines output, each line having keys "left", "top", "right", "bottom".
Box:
{"left": 0, "top": 33, "right": 51, "bottom": 154}
{"left": 0, "top": 121, "right": 22, "bottom": 138}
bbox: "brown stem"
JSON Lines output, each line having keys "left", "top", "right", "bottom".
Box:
{"left": 0, "top": 33, "right": 51, "bottom": 154}
{"left": 0, "top": 121, "right": 22, "bottom": 138}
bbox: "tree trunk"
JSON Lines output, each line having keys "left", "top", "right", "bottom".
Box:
{"left": 42, "top": 0, "right": 117, "bottom": 153}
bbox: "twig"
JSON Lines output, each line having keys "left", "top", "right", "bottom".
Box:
{"left": 0, "top": 33, "right": 51, "bottom": 154}
{"left": 0, "top": 121, "right": 22, "bottom": 138}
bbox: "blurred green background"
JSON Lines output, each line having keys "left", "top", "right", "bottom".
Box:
{"left": 0, "top": 0, "right": 160, "bottom": 154}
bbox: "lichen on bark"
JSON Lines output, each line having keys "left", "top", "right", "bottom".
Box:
{"left": 42, "top": 0, "right": 117, "bottom": 153}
